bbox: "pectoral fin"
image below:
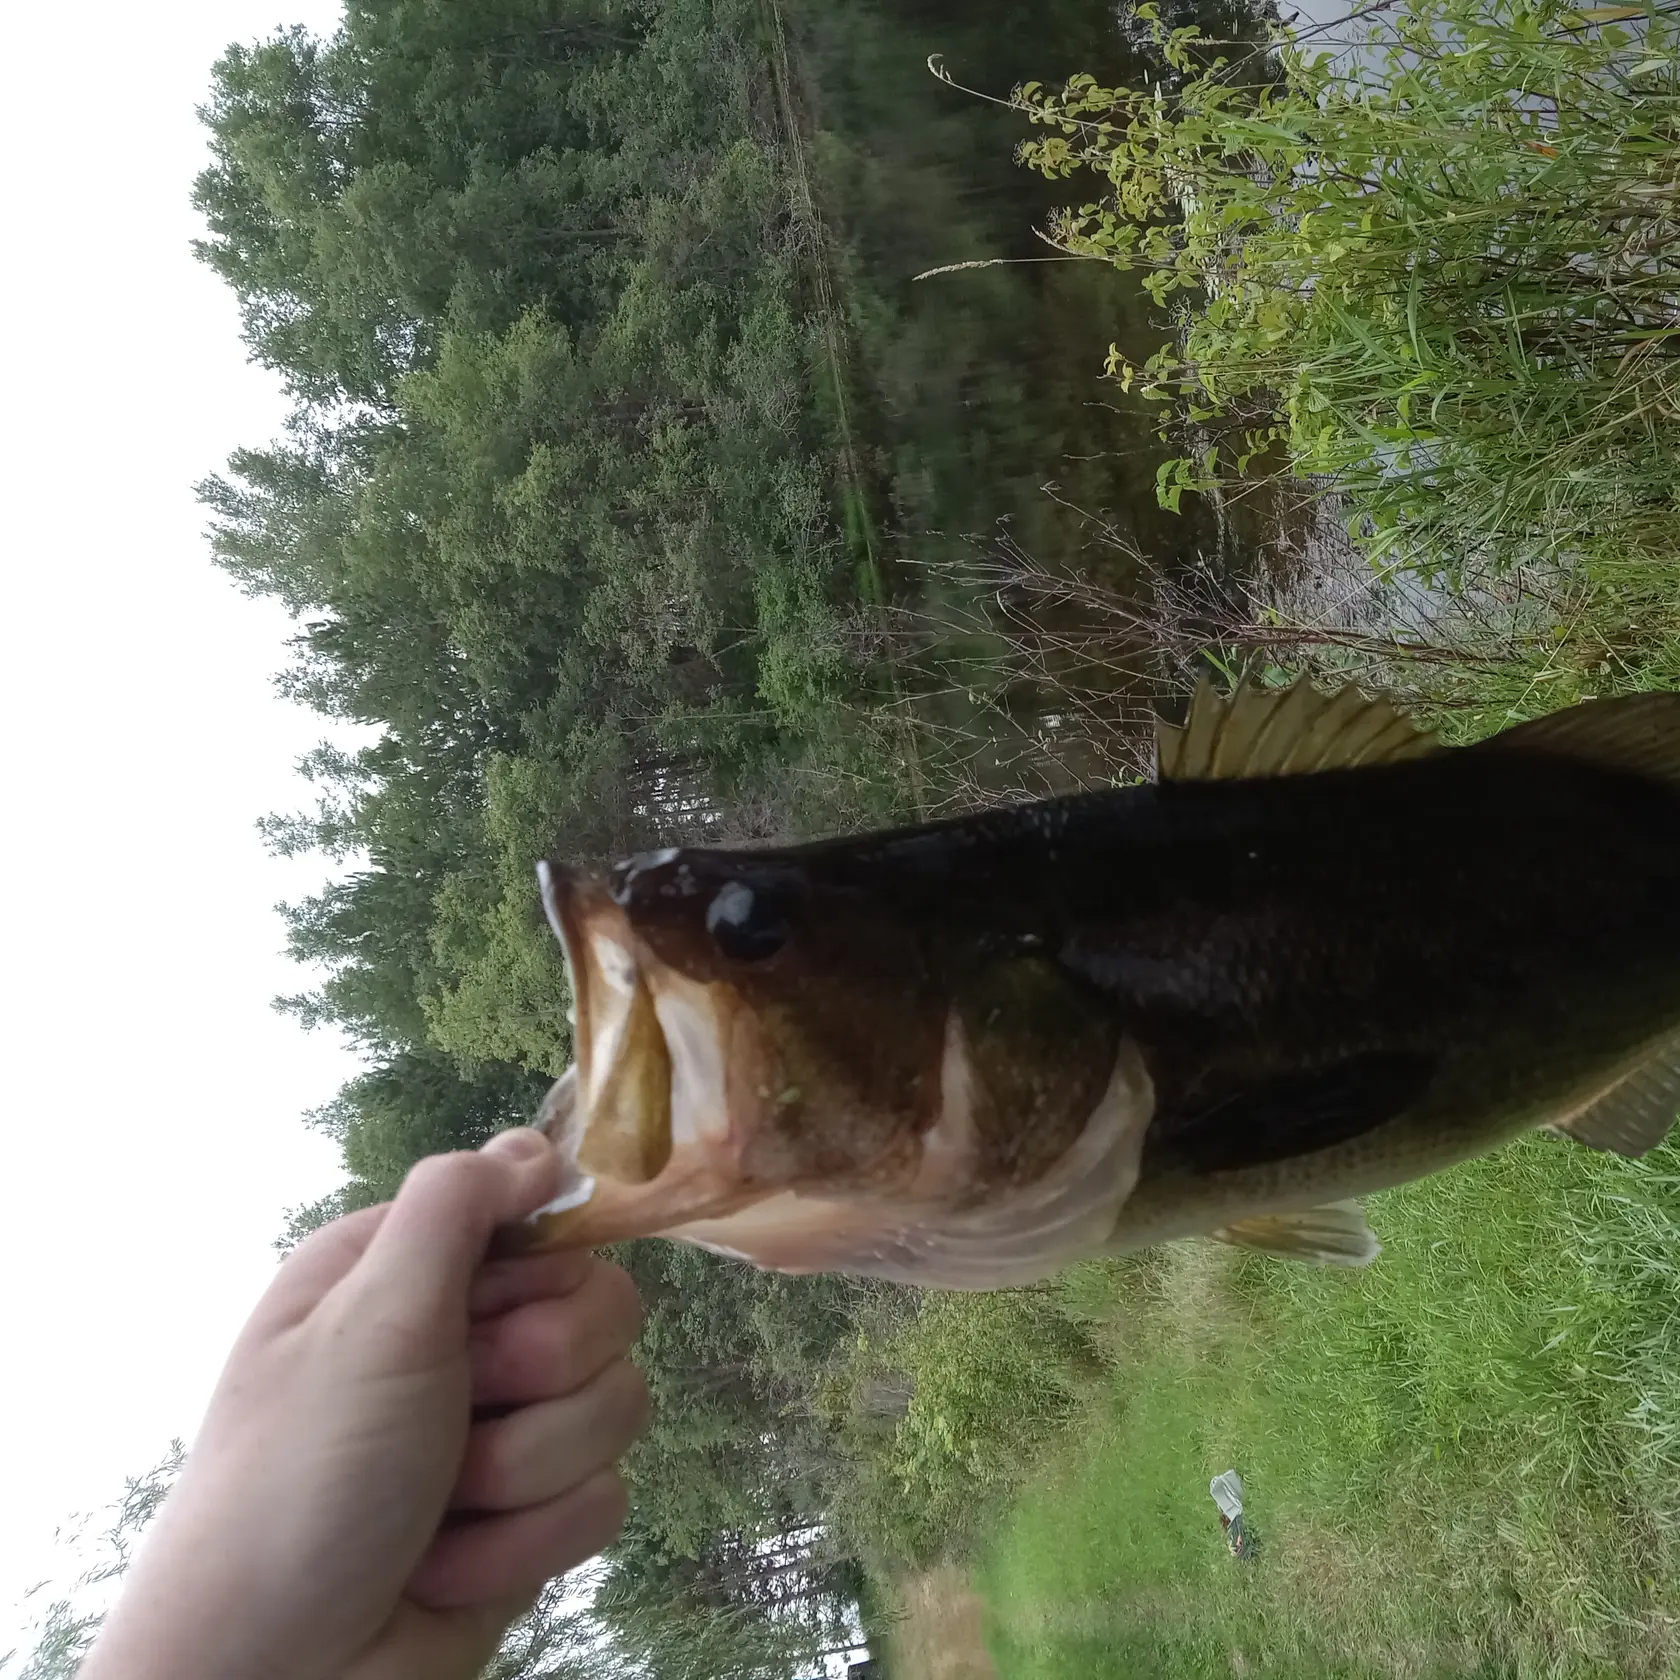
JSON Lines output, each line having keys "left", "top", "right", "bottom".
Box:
{"left": 1211, "top": 1200, "right": 1381, "bottom": 1267}
{"left": 1549, "top": 1038, "right": 1680, "bottom": 1157}
{"left": 1143, "top": 1051, "right": 1435, "bottom": 1176}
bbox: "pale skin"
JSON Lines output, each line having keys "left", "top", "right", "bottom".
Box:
{"left": 80, "top": 1127, "right": 650, "bottom": 1680}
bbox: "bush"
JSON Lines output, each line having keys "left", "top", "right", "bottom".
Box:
{"left": 828, "top": 1287, "right": 1099, "bottom": 1566}
{"left": 1017, "top": 0, "right": 1680, "bottom": 583}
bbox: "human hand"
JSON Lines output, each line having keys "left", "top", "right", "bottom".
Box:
{"left": 80, "top": 1129, "right": 649, "bottom": 1680}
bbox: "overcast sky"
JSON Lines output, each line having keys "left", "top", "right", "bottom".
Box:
{"left": 0, "top": 0, "right": 362, "bottom": 1648}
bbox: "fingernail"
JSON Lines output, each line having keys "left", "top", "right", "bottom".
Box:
{"left": 481, "top": 1127, "right": 551, "bottom": 1165}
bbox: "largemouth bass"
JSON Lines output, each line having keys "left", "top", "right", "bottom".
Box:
{"left": 495, "top": 681, "right": 1680, "bottom": 1287}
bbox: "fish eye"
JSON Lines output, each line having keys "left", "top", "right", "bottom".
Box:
{"left": 705, "top": 880, "right": 789, "bottom": 963}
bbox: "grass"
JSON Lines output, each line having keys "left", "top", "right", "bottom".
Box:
{"left": 969, "top": 1136, "right": 1680, "bottom": 1677}
{"left": 832, "top": 1060, "right": 1680, "bottom": 1676}
{"left": 833, "top": 4, "right": 1680, "bottom": 1668}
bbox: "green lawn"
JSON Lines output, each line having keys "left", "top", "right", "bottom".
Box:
{"left": 974, "top": 1137, "right": 1680, "bottom": 1678}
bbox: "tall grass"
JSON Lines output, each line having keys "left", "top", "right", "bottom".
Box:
{"left": 1015, "top": 0, "right": 1680, "bottom": 589}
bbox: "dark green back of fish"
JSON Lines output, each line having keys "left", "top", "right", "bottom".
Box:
{"left": 778, "top": 739, "right": 1680, "bottom": 1183}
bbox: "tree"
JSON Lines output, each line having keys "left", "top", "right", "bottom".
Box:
{"left": 192, "top": 4, "right": 911, "bottom": 1665}
{"left": 0, "top": 1446, "right": 183, "bottom": 1680}
{"left": 193, "top": 3, "right": 647, "bottom": 405}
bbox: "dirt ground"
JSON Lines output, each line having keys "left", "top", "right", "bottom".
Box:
{"left": 884, "top": 1566, "right": 999, "bottom": 1680}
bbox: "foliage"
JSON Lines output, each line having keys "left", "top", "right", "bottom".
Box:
{"left": 0, "top": 1446, "right": 183, "bottom": 1680}
{"left": 192, "top": 2, "right": 924, "bottom": 1670}
{"left": 1017, "top": 0, "right": 1680, "bottom": 581}
{"left": 876, "top": 1290, "right": 1093, "bottom": 1562}
{"left": 197, "top": 0, "right": 915, "bottom": 1097}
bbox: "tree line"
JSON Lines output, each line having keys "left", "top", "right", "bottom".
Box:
{"left": 193, "top": 0, "right": 911, "bottom": 1670}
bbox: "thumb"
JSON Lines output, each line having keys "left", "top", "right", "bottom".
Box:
{"left": 352, "top": 1132, "right": 560, "bottom": 1327}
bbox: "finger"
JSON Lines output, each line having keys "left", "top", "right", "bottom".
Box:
{"left": 253, "top": 1202, "right": 392, "bottom": 1332}
{"left": 353, "top": 1132, "right": 559, "bottom": 1329}
{"left": 454, "top": 1360, "right": 650, "bottom": 1512}
{"left": 408, "top": 1470, "right": 628, "bottom": 1612}
{"left": 469, "top": 1246, "right": 594, "bottom": 1323}
{"left": 343, "top": 1594, "right": 535, "bottom": 1680}
{"left": 470, "top": 1262, "right": 642, "bottom": 1407}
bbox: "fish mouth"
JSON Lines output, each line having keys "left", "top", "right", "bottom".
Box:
{"left": 495, "top": 858, "right": 1158, "bottom": 1285}
{"left": 493, "top": 861, "right": 765, "bottom": 1254}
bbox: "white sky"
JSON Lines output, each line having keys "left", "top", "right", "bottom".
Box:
{"left": 0, "top": 0, "right": 359, "bottom": 1649}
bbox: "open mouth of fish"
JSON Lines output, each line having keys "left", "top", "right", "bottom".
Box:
{"left": 522, "top": 858, "right": 756, "bottom": 1246}
{"left": 501, "top": 858, "right": 1155, "bottom": 1286}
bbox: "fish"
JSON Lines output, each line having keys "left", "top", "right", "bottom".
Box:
{"left": 491, "top": 680, "right": 1680, "bottom": 1288}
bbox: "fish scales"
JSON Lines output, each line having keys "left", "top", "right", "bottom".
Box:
{"left": 492, "top": 683, "right": 1680, "bottom": 1285}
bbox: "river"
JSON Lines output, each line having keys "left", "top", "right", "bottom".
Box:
{"left": 783, "top": 0, "right": 1272, "bottom": 801}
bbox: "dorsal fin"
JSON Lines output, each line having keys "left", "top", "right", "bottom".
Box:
{"left": 1470, "top": 691, "right": 1680, "bottom": 788}
{"left": 1156, "top": 677, "right": 1438, "bottom": 782}
{"left": 1210, "top": 1200, "right": 1381, "bottom": 1267}
{"left": 1549, "top": 1035, "right": 1680, "bottom": 1157}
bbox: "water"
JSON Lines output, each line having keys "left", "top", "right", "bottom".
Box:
{"left": 785, "top": 0, "right": 1269, "bottom": 798}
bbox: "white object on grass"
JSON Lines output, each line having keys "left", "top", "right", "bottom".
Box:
{"left": 1209, "top": 1470, "right": 1244, "bottom": 1522}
